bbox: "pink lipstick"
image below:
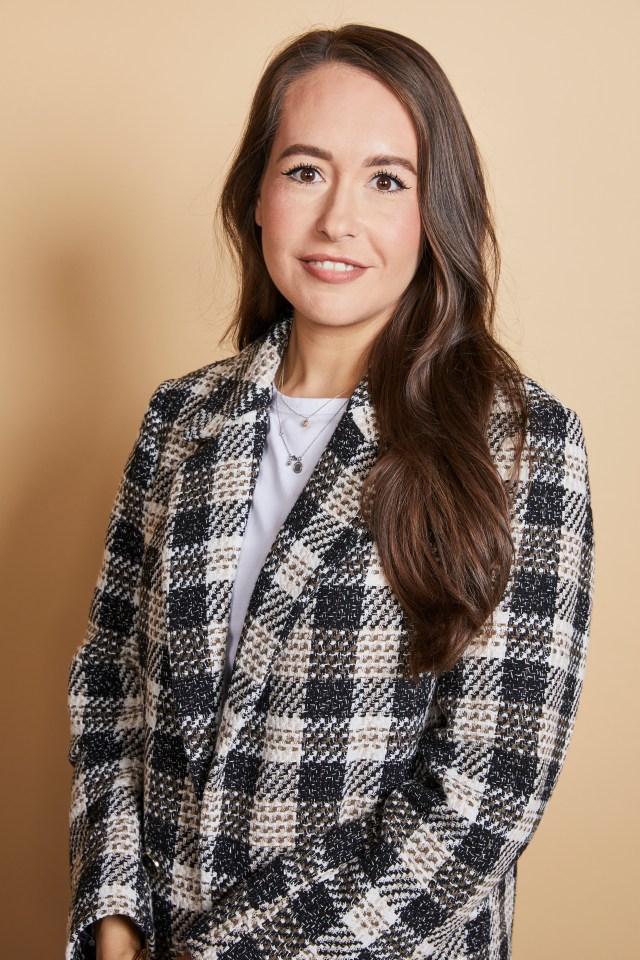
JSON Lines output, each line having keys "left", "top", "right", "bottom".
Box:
{"left": 300, "top": 253, "right": 368, "bottom": 284}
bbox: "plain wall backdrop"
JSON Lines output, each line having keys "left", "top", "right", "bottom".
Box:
{"left": 1, "top": 1, "right": 637, "bottom": 956}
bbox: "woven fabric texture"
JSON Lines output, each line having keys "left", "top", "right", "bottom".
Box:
{"left": 66, "top": 313, "right": 595, "bottom": 960}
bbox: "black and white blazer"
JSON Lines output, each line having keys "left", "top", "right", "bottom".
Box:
{"left": 66, "top": 312, "right": 595, "bottom": 960}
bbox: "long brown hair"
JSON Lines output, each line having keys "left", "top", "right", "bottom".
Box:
{"left": 217, "top": 24, "right": 528, "bottom": 678}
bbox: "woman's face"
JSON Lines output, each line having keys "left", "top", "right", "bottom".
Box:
{"left": 255, "top": 63, "right": 423, "bottom": 337}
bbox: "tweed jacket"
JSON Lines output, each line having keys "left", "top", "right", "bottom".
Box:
{"left": 66, "top": 313, "right": 595, "bottom": 960}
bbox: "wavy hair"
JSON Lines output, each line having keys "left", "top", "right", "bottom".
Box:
{"left": 216, "top": 24, "right": 528, "bottom": 678}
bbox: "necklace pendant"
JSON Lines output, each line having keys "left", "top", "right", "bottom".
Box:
{"left": 301, "top": 417, "right": 309, "bottom": 427}
{"left": 292, "top": 459, "right": 303, "bottom": 473}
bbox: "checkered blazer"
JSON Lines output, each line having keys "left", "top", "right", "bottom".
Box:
{"left": 66, "top": 313, "right": 595, "bottom": 960}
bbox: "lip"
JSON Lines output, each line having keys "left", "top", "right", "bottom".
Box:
{"left": 299, "top": 253, "right": 368, "bottom": 284}
{"left": 301, "top": 253, "right": 367, "bottom": 268}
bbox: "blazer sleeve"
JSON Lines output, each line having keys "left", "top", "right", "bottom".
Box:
{"left": 184, "top": 398, "right": 595, "bottom": 960}
{"left": 66, "top": 378, "right": 175, "bottom": 960}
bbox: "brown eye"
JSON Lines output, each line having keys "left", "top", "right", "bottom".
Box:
{"left": 371, "top": 171, "right": 407, "bottom": 193}
{"left": 282, "top": 165, "right": 322, "bottom": 184}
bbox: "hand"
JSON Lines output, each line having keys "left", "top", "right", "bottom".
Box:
{"left": 94, "top": 915, "right": 142, "bottom": 960}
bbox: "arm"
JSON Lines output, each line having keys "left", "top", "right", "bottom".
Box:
{"left": 66, "top": 379, "right": 176, "bottom": 960}
{"left": 184, "top": 401, "right": 595, "bottom": 959}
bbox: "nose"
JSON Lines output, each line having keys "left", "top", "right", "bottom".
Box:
{"left": 315, "top": 179, "right": 360, "bottom": 241}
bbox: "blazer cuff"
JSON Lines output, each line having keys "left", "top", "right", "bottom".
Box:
{"left": 65, "top": 855, "right": 153, "bottom": 960}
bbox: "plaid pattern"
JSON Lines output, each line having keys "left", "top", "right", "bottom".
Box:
{"left": 66, "top": 313, "right": 595, "bottom": 960}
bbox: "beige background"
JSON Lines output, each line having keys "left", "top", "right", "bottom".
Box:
{"left": 1, "top": 1, "right": 637, "bottom": 956}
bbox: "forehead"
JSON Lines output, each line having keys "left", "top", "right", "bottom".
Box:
{"left": 274, "top": 63, "right": 418, "bottom": 159}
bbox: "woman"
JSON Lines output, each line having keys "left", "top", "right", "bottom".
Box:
{"left": 66, "top": 24, "right": 595, "bottom": 960}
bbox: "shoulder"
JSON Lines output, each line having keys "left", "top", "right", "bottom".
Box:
{"left": 522, "top": 375, "right": 585, "bottom": 444}
{"left": 522, "top": 377, "right": 590, "bottom": 488}
{"left": 142, "top": 349, "right": 248, "bottom": 432}
{"left": 489, "top": 374, "right": 589, "bottom": 487}
{"left": 495, "top": 373, "right": 586, "bottom": 442}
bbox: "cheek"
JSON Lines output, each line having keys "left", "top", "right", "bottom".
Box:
{"left": 396, "top": 205, "right": 422, "bottom": 265}
{"left": 258, "top": 187, "right": 300, "bottom": 244}
{"left": 384, "top": 204, "right": 422, "bottom": 266}
{"left": 258, "top": 190, "right": 302, "bottom": 289}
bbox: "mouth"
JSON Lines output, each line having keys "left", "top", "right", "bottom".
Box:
{"left": 300, "top": 253, "right": 365, "bottom": 270}
{"left": 306, "top": 260, "right": 357, "bottom": 273}
{"left": 299, "top": 254, "right": 368, "bottom": 283}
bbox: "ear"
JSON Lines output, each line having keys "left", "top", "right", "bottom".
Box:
{"left": 255, "top": 193, "right": 262, "bottom": 227}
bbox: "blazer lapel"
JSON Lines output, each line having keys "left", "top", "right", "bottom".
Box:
{"left": 216, "top": 373, "right": 380, "bottom": 762}
{"left": 160, "top": 313, "right": 380, "bottom": 794}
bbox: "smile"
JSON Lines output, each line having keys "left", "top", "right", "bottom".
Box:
{"left": 300, "top": 256, "right": 368, "bottom": 284}
{"left": 307, "top": 260, "right": 357, "bottom": 272}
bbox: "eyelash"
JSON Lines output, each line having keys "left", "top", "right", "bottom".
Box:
{"left": 281, "top": 164, "right": 409, "bottom": 192}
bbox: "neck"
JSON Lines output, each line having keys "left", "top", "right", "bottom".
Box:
{"left": 277, "top": 313, "right": 379, "bottom": 398}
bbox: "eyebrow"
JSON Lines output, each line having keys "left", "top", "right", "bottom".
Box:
{"left": 277, "top": 143, "right": 418, "bottom": 177}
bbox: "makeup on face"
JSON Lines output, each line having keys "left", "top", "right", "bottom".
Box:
{"left": 254, "top": 62, "right": 423, "bottom": 337}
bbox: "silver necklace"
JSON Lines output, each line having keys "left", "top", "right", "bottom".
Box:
{"left": 274, "top": 359, "right": 349, "bottom": 473}
{"left": 277, "top": 359, "right": 350, "bottom": 427}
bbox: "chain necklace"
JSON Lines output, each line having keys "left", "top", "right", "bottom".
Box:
{"left": 277, "top": 358, "right": 350, "bottom": 426}
{"left": 274, "top": 357, "right": 349, "bottom": 473}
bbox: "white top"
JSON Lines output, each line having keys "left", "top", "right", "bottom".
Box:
{"left": 220, "top": 383, "right": 349, "bottom": 702}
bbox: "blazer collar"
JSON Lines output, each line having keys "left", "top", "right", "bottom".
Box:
{"left": 163, "top": 312, "right": 381, "bottom": 796}
{"left": 182, "top": 312, "right": 380, "bottom": 449}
